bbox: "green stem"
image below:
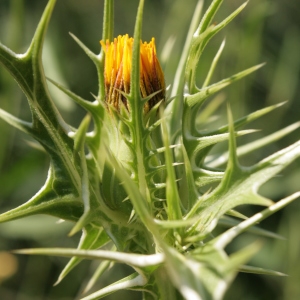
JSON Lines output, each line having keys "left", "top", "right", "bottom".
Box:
{"left": 152, "top": 267, "right": 180, "bottom": 300}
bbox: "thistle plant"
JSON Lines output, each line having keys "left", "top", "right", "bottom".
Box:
{"left": 0, "top": 0, "right": 300, "bottom": 299}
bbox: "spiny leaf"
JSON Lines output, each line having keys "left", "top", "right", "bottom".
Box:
{"left": 197, "top": 1, "right": 248, "bottom": 61}
{"left": 236, "top": 121, "right": 300, "bottom": 158}
{"left": 184, "top": 107, "right": 275, "bottom": 237}
{"left": 0, "top": 183, "right": 83, "bottom": 224}
{"left": 185, "top": 63, "right": 264, "bottom": 108}
{"left": 209, "top": 121, "right": 300, "bottom": 168}
{"left": 14, "top": 248, "right": 165, "bottom": 268}
{"left": 167, "top": 0, "right": 204, "bottom": 140}
{"left": 187, "top": 129, "right": 257, "bottom": 161}
{"left": 211, "top": 101, "right": 287, "bottom": 134}
{"left": 80, "top": 273, "right": 147, "bottom": 300}
{"left": 186, "top": 1, "right": 248, "bottom": 93}
{"left": 214, "top": 192, "right": 300, "bottom": 249}
{"left": 219, "top": 216, "right": 285, "bottom": 240}
{"left": 239, "top": 265, "right": 287, "bottom": 276}
{"left": 47, "top": 78, "right": 98, "bottom": 115}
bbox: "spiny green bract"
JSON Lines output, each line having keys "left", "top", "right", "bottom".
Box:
{"left": 0, "top": 0, "right": 299, "bottom": 299}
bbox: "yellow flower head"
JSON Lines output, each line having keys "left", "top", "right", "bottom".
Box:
{"left": 100, "top": 34, "right": 165, "bottom": 113}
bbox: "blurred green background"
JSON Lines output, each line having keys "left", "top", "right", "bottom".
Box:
{"left": 0, "top": 0, "right": 299, "bottom": 299}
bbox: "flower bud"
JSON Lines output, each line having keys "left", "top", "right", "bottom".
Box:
{"left": 100, "top": 34, "right": 165, "bottom": 113}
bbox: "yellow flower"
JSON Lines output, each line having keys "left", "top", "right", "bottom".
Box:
{"left": 100, "top": 34, "right": 165, "bottom": 113}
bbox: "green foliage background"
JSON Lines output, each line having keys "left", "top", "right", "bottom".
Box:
{"left": 0, "top": 0, "right": 299, "bottom": 299}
